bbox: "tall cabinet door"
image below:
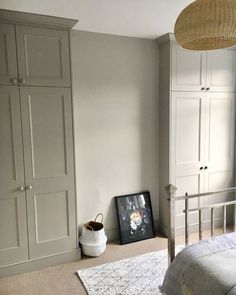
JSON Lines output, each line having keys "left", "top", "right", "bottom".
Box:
{"left": 0, "top": 24, "right": 18, "bottom": 86}
{"left": 0, "top": 86, "right": 28, "bottom": 267}
{"left": 171, "top": 92, "right": 206, "bottom": 230}
{"left": 207, "top": 50, "right": 236, "bottom": 93}
{"left": 20, "top": 87, "right": 76, "bottom": 259}
{"left": 16, "top": 26, "right": 71, "bottom": 87}
{"left": 171, "top": 45, "right": 207, "bottom": 92}
{"left": 204, "top": 93, "right": 235, "bottom": 221}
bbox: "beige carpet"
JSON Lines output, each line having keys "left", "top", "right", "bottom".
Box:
{"left": 0, "top": 229, "right": 225, "bottom": 295}
{"left": 0, "top": 236, "right": 167, "bottom": 295}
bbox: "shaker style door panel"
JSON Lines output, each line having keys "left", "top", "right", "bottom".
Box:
{"left": 16, "top": 26, "right": 71, "bottom": 87}
{"left": 171, "top": 45, "right": 207, "bottom": 92}
{"left": 205, "top": 170, "right": 234, "bottom": 224}
{"left": 0, "top": 24, "right": 18, "bottom": 86}
{"left": 204, "top": 93, "right": 235, "bottom": 222}
{"left": 20, "top": 87, "right": 76, "bottom": 258}
{"left": 175, "top": 174, "right": 204, "bottom": 230}
{"left": 171, "top": 92, "right": 206, "bottom": 230}
{"left": 0, "top": 86, "right": 28, "bottom": 267}
{"left": 204, "top": 93, "right": 235, "bottom": 174}
{"left": 207, "top": 50, "right": 236, "bottom": 92}
{"left": 171, "top": 92, "right": 205, "bottom": 178}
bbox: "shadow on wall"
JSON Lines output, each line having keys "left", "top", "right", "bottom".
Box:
{"left": 139, "top": 40, "right": 159, "bottom": 232}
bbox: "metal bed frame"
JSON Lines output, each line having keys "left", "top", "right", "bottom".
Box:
{"left": 165, "top": 184, "right": 236, "bottom": 265}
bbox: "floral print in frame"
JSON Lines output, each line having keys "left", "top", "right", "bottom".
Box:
{"left": 115, "top": 191, "right": 155, "bottom": 244}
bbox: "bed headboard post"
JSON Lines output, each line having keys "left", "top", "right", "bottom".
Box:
{"left": 165, "top": 184, "right": 177, "bottom": 265}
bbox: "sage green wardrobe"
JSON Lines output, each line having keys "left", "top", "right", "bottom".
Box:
{"left": 0, "top": 10, "right": 80, "bottom": 277}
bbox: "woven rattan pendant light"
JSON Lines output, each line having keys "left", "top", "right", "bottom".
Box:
{"left": 174, "top": 0, "right": 236, "bottom": 50}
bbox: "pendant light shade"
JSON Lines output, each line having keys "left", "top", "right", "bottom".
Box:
{"left": 174, "top": 0, "right": 236, "bottom": 50}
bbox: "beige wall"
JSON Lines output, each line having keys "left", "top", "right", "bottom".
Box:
{"left": 70, "top": 30, "right": 159, "bottom": 239}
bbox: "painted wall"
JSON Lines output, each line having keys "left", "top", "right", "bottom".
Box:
{"left": 70, "top": 30, "right": 159, "bottom": 240}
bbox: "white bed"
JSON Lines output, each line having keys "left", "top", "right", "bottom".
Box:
{"left": 161, "top": 184, "right": 236, "bottom": 295}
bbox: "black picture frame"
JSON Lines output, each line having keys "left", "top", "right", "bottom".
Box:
{"left": 115, "top": 191, "right": 155, "bottom": 245}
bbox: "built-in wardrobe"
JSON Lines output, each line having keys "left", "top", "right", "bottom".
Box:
{"left": 158, "top": 34, "right": 236, "bottom": 235}
{"left": 0, "top": 9, "right": 80, "bottom": 277}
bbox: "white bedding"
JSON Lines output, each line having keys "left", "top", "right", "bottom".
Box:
{"left": 160, "top": 232, "right": 236, "bottom": 295}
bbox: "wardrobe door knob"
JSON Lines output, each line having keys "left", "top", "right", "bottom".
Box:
{"left": 206, "top": 87, "right": 210, "bottom": 91}
{"left": 11, "top": 78, "right": 18, "bottom": 85}
{"left": 20, "top": 79, "right": 26, "bottom": 84}
{"left": 201, "top": 87, "right": 205, "bottom": 91}
{"left": 18, "top": 186, "right": 25, "bottom": 192}
{"left": 27, "top": 185, "right": 33, "bottom": 190}
{"left": 200, "top": 166, "right": 204, "bottom": 170}
{"left": 204, "top": 166, "right": 208, "bottom": 170}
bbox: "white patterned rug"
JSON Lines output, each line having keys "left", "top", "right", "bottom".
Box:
{"left": 77, "top": 249, "right": 168, "bottom": 295}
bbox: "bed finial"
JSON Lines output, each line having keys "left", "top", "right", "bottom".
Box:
{"left": 165, "top": 184, "right": 177, "bottom": 199}
{"left": 165, "top": 184, "right": 177, "bottom": 265}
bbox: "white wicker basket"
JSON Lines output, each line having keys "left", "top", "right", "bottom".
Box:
{"left": 80, "top": 213, "right": 107, "bottom": 257}
{"left": 80, "top": 241, "right": 107, "bottom": 257}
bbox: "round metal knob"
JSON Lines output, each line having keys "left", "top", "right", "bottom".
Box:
{"left": 18, "top": 186, "right": 25, "bottom": 192}
{"left": 11, "top": 78, "right": 18, "bottom": 85}
{"left": 204, "top": 166, "right": 208, "bottom": 170}
{"left": 206, "top": 87, "right": 210, "bottom": 91}
{"left": 26, "top": 185, "right": 33, "bottom": 190}
{"left": 201, "top": 87, "right": 205, "bottom": 91}
{"left": 20, "top": 79, "right": 26, "bottom": 84}
{"left": 200, "top": 166, "right": 204, "bottom": 170}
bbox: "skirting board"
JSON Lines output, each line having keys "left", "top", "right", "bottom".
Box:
{"left": 0, "top": 248, "right": 81, "bottom": 278}
{"left": 105, "top": 219, "right": 159, "bottom": 242}
{"left": 160, "top": 217, "right": 234, "bottom": 238}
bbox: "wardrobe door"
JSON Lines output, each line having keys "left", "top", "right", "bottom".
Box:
{"left": 206, "top": 50, "right": 236, "bottom": 93}
{"left": 171, "top": 45, "right": 207, "bottom": 92}
{"left": 16, "top": 26, "right": 71, "bottom": 87}
{"left": 20, "top": 87, "right": 76, "bottom": 258}
{"left": 0, "top": 24, "right": 18, "bottom": 86}
{"left": 204, "top": 92, "right": 235, "bottom": 223}
{"left": 171, "top": 92, "right": 206, "bottom": 230}
{"left": 0, "top": 86, "right": 28, "bottom": 267}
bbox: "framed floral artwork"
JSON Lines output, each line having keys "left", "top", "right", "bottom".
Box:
{"left": 115, "top": 191, "right": 155, "bottom": 245}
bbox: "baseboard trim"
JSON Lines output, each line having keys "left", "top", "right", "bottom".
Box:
{"left": 159, "top": 218, "right": 234, "bottom": 237}
{"left": 105, "top": 228, "right": 119, "bottom": 242}
{"left": 0, "top": 248, "right": 81, "bottom": 278}
{"left": 105, "top": 219, "right": 159, "bottom": 242}
{"left": 159, "top": 223, "right": 168, "bottom": 238}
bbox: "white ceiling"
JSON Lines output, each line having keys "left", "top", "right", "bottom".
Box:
{"left": 0, "top": 0, "right": 193, "bottom": 39}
